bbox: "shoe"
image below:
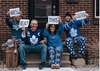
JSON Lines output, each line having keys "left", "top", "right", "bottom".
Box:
{"left": 51, "top": 64, "right": 55, "bottom": 69}
{"left": 77, "top": 54, "right": 83, "bottom": 58}
{"left": 39, "top": 62, "right": 45, "bottom": 69}
{"left": 73, "top": 54, "right": 78, "bottom": 59}
{"left": 55, "top": 64, "right": 60, "bottom": 69}
{"left": 22, "top": 63, "right": 26, "bottom": 69}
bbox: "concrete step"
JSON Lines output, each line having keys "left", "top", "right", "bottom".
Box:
{"left": 25, "top": 53, "right": 71, "bottom": 67}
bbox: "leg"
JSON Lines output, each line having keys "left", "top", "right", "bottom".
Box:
{"left": 65, "top": 38, "right": 76, "bottom": 58}
{"left": 55, "top": 46, "right": 63, "bottom": 65}
{"left": 48, "top": 46, "right": 55, "bottom": 65}
{"left": 77, "top": 36, "right": 86, "bottom": 56}
{"left": 33, "top": 44, "right": 47, "bottom": 69}
{"left": 55, "top": 46, "right": 63, "bottom": 69}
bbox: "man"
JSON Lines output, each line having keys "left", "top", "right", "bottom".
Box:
{"left": 64, "top": 12, "right": 89, "bottom": 59}
{"left": 20, "top": 19, "right": 47, "bottom": 69}
{"left": 6, "top": 11, "right": 24, "bottom": 64}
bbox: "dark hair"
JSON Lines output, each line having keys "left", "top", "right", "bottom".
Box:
{"left": 48, "top": 24, "right": 59, "bottom": 35}
{"left": 64, "top": 12, "right": 72, "bottom": 18}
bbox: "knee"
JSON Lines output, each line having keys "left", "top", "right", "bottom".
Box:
{"left": 19, "top": 44, "right": 25, "bottom": 50}
{"left": 80, "top": 37, "right": 86, "bottom": 42}
{"left": 65, "top": 38, "right": 73, "bottom": 45}
{"left": 55, "top": 47, "right": 61, "bottom": 52}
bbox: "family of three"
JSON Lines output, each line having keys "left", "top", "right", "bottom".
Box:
{"left": 6, "top": 11, "right": 89, "bottom": 69}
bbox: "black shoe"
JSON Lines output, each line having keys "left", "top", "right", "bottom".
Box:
{"left": 77, "top": 54, "right": 83, "bottom": 58}
{"left": 22, "top": 63, "right": 26, "bottom": 69}
{"left": 39, "top": 62, "right": 45, "bottom": 69}
{"left": 73, "top": 54, "right": 78, "bottom": 59}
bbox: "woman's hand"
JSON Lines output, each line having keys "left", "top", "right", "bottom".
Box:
{"left": 58, "top": 16, "right": 62, "bottom": 23}
{"left": 46, "top": 23, "right": 49, "bottom": 28}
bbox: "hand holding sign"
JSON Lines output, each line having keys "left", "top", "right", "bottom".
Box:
{"left": 46, "top": 23, "right": 49, "bottom": 28}
{"left": 19, "top": 19, "right": 29, "bottom": 28}
{"left": 9, "top": 8, "right": 20, "bottom": 17}
{"left": 48, "top": 16, "right": 59, "bottom": 24}
{"left": 85, "top": 13, "right": 89, "bottom": 19}
{"left": 75, "top": 11, "right": 86, "bottom": 20}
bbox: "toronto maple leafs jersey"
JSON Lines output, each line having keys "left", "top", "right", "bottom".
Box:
{"left": 43, "top": 23, "right": 64, "bottom": 48}
{"left": 6, "top": 18, "right": 22, "bottom": 39}
{"left": 21, "top": 28, "right": 44, "bottom": 46}
{"left": 64, "top": 18, "right": 89, "bottom": 38}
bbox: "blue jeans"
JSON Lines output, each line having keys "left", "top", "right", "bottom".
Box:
{"left": 19, "top": 44, "right": 47, "bottom": 63}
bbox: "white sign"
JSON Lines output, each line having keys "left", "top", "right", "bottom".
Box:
{"left": 48, "top": 16, "right": 59, "bottom": 24}
{"left": 19, "top": 19, "right": 30, "bottom": 28}
{"left": 9, "top": 8, "right": 20, "bottom": 17}
{"left": 75, "top": 11, "right": 86, "bottom": 20}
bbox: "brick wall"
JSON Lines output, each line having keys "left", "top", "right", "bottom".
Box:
{"left": 0, "top": 0, "right": 99, "bottom": 63}
{"left": 59, "top": 0, "right": 99, "bottom": 63}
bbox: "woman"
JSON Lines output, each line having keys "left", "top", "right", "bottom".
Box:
{"left": 43, "top": 16, "right": 64, "bottom": 69}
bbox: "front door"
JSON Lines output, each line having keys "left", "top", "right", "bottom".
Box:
{"left": 28, "top": 0, "right": 59, "bottom": 31}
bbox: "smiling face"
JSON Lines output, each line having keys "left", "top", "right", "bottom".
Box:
{"left": 14, "top": 16, "right": 22, "bottom": 22}
{"left": 30, "top": 20, "right": 38, "bottom": 31}
{"left": 50, "top": 25, "right": 55, "bottom": 34}
{"left": 65, "top": 16, "right": 71, "bottom": 22}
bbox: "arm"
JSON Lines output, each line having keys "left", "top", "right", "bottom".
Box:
{"left": 77, "top": 18, "right": 89, "bottom": 27}
{"left": 43, "top": 23, "right": 49, "bottom": 38}
{"left": 76, "top": 13, "right": 89, "bottom": 27}
{"left": 43, "top": 28, "right": 49, "bottom": 38}
{"left": 21, "top": 26, "right": 26, "bottom": 42}
{"left": 5, "top": 11, "right": 12, "bottom": 27}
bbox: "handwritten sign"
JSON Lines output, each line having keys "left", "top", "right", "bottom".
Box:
{"left": 9, "top": 8, "right": 20, "bottom": 17}
{"left": 48, "top": 16, "right": 59, "bottom": 24}
{"left": 75, "top": 11, "right": 86, "bottom": 20}
{"left": 19, "top": 19, "right": 29, "bottom": 28}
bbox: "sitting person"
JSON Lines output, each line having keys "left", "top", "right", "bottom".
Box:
{"left": 43, "top": 16, "right": 63, "bottom": 69}
{"left": 63, "top": 12, "right": 89, "bottom": 59}
{"left": 6, "top": 11, "right": 24, "bottom": 64}
{"left": 20, "top": 19, "right": 47, "bottom": 69}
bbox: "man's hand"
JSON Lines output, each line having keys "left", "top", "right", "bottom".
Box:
{"left": 19, "top": 11, "right": 23, "bottom": 16}
{"left": 58, "top": 16, "right": 62, "bottom": 23}
{"left": 22, "top": 26, "right": 25, "bottom": 35}
{"left": 46, "top": 23, "right": 49, "bottom": 28}
{"left": 6, "top": 11, "right": 10, "bottom": 17}
{"left": 85, "top": 13, "right": 89, "bottom": 19}
{"left": 72, "top": 15, "right": 76, "bottom": 22}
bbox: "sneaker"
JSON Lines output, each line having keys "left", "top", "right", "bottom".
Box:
{"left": 55, "top": 64, "right": 60, "bottom": 69}
{"left": 39, "top": 62, "right": 45, "bottom": 69}
{"left": 51, "top": 64, "right": 55, "bottom": 69}
{"left": 22, "top": 63, "right": 26, "bottom": 69}
{"left": 77, "top": 54, "right": 83, "bottom": 58}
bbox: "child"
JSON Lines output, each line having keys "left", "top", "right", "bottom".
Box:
{"left": 43, "top": 16, "right": 63, "bottom": 69}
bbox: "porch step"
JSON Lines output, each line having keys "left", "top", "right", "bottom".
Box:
{"left": 25, "top": 53, "right": 71, "bottom": 67}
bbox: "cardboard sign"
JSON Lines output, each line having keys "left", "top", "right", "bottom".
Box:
{"left": 48, "top": 16, "right": 59, "bottom": 24}
{"left": 9, "top": 8, "right": 20, "bottom": 17}
{"left": 19, "top": 19, "right": 29, "bottom": 28}
{"left": 75, "top": 11, "right": 86, "bottom": 20}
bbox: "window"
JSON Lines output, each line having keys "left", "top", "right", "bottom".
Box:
{"left": 94, "top": 0, "right": 99, "bottom": 18}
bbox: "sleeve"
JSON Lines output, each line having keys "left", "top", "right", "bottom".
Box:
{"left": 57, "top": 23, "right": 64, "bottom": 35}
{"left": 40, "top": 31, "right": 44, "bottom": 40}
{"left": 64, "top": 20, "right": 74, "bottom": 31}
{"left": 43, "top": 28, "right": 49, "bottom": 38}
{"left": 77, "top": 18, "right": 89, "bottom": 27}
{"left": 5, "top": 18, "right": 12, "bottom": 28}
{"left": 21, "top": 30, "right": 27, "bottom": 42}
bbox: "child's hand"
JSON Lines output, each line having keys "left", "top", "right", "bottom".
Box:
{"left": 46, "top": 23, "right": 49, "bottom": 28}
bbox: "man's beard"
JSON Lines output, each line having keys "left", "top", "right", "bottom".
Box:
{"left": 15, "top": 19, "right": 20, "bottom": 22}
{"left": 66, "top": 19, "right": 71, "bottom": 22}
